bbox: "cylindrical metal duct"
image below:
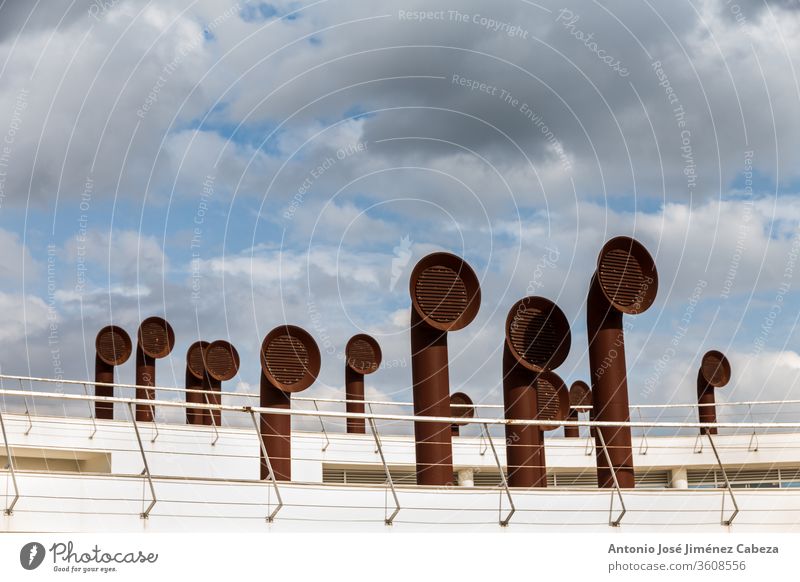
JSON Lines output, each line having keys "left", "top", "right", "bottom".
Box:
{"left": 345, "top": 334, "right": 382, "bottom": 434}
{"left": 94, "top": 326, "right": 132, "bottom": 420}
{"left": 565, "top": 380, "right": 591, "bottom": 438}
{"left": 185, "top": 340, "right": 209, "bottom": 425}
{"left": 503, "top": 296, "right": 571, "bottom": 488}
{"left": 449, "top": 391, "right": 474, "bottom": 436}
{"left": 259, "top": 325, "right": 321, "bottom": 481}
{"left": 533, "top": 370, "right": 569, "bottom": 486}
{"left": 587, "top": 237, "right": 658, "bottom": 489}
{"left": 409, "top": 252, "right": 481, "bottom": 486}
{"left": 135, "top": 317, "right": 175, "bottom": 422}
{"left": 203, "top": 340, "right": 240, "bottom": 427}
{"left": 697, "top": 350, "right": 731, "bottom": 435}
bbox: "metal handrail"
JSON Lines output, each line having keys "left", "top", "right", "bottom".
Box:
{"left": 127, "top": 403, "right": 156, "bottom": 519}
{"left": 368, "top": 417, "right": 400, "bottom": 525}
{"left": 482, "top": 423, "right": 515, "bottom": 526}
{"left": 706, "top": 432, "right": 740, "bottom": 526}
{"left": 248, "top": 409, "right": 283, "bottom": 523}
{"left": 596, "top": 429, "right": 626, "bottom": 527}
{"left": 0, "top": 407, "right": 20, "bottom": 515}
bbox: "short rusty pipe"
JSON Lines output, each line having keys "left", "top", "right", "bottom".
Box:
{"left": 185, "top": 341, "right": 210, "bottom": 425}
{"left": 259, "top": 325, "right": 321, "bottom": 481}
{"left": 94, "top": 326, "right": 132, "bottom": 420}
{"left": 449, "top": 392, "right": 474, "bottom": 436}
{"left": 587, "top": 237, "right": 658, "bottom": 489}
{"left": 533, "top": 371, "right": 570, "bottom": 486}
{"left": 503, "top": 296, "right": 571, "bottom": 488}
{"left": 135, "top": 317, "right": 175, "bottom": 422}
{"left": 203, "top": 340, "right": 240, "bottom": 427}
{"left": 565, "top": 380, "right": 591, "bottom": 438}
{"left": 409, "top": 252, "right": 481, "bottom": 486}
{"left": 345, "top": 334, "right": 382, "bottom": 434}
{"left": 697, "top": 350, "right": 731, "bottom": 435}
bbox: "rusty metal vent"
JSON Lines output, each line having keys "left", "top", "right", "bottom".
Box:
{"left": 700, "top": 350, "right": 730, "bottom": 387}
{"left": 96, "top": 326, "right": 132, "bottom": 366}
{"left": 205, "top": 340, "right": 240, "bottom": 381}
{"left": 450, "top": 391, "right": 474, "bottom": 422}
{"left": 186, "top": 341, "right": 209, "bottom": 379}
{"left": 415, "top": 265, "right": 468, "bottom": 324}
{"left": 536, "top": 377, "right": 561, "bottom": 422}
{"left": 138, "top": 317, "right": 175, "bottom": 358}
{"left": 265, "top": 334, "right": 309, "bottom": 386}
{"left": 598, "top": 248, "right": 646, "bottom": 308}
{"left": 569, "top": 380, "right": 592, "bottom": 406}
{"left": 346, "top": 334, "right": 381, "bottom": 375}
{"left": 509, "top": 306, "right": 560, "bottom": 368}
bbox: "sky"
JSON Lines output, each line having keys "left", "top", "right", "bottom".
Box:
{"left": 1, "top": 0, "right": 800, "bottom": 432}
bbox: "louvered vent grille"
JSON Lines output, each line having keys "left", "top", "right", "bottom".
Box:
{"left": 140, "top": 320, "right": 170, "bottom": 356}
{"left": 97, "top": 329, "right": 129, "bottom": 365}
{"left": 509, "top": 306, "right": 560, "bottom": 367}
{"left": 598, "top": 248, "right": 646, "bottom": 308}
{"left": 415, "top": 266, "right": 467, "bottom": 324}
{"left": 265, "top": 335, "right": 309, "bottom": 385}
{"left": 348, "top": 338, "right": 378, "bottom": 373}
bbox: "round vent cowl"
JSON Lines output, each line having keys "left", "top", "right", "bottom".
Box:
{"left": 504, "top": 296, "right": 571, "bottom": 373}
{"left": 261, "top": 325, "right": 321, "bottom": 393}
{"left": 450, "top": 391, "right": 475, "bottom": 425}
{"left": 137, "top": 317, "right": 175, "bottom": 359}
{"left": 345, "top": 334, "right": 382, "bottom": 375}
{"left": 596, "top": 236, "right": 658, "bottom": 315}
{"left": 535, "top": 371, "right": 569, "bottom": 432}
{"left": 410, "top": 252, "right": 481, "bottom": 332}
{"left": 96, "top": 326, "right": 132, "bottom": 366}
{"left": 700, "top": 350, "right": 731, "bottom": 388}
{"left": 204, "top": 340, "right": 240, "bottom": 382}
{"left": 186, "top": 341, "right": 210, "bottom": 379}
{"left": 569, "top": 380, "right": 592, "bottom": 407}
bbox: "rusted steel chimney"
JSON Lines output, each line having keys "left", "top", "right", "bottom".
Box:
{"left": 533, "top": 370, "right": 569, "bottom": 486}
{"left": 587, "top": 237, "right": 657, "bottom": 489}
{"left": 203, "top": 340, "right": 240, "bottom": 427}
{"left": 94, "top": 326, "right": 132, "bottom": 420}
{"left": 565, "top": 380, "right": 591, "bottom": 438}
{"left": 697, "top": 350, "right": 731, "bottom": 435}
{"left": 185, "top": 341, "right": 209, "bottom": 425}
{"left": 409, "top": 252, "right": 481, "bottom": 486}
{"left": 345, "top": 334, "right": 382, "bottom": 434}
{"left": 449, "top": 391, "right": 474, "bottom": 436}
{"left": 503, "top": 296, "right": 571, "bottom": 487}
{"left": 259, "top": 325, "right": 321, "bottom": 481}
{"left": 135, "top": 317, "right": 175, "bottom": 422}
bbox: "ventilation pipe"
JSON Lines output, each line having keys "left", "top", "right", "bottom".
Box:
{"left": 533, "top": 370, "right": 570, "bottom": 486}
{"left": 185, "top": 341, "right": 210, "bottom": 425}
{"left": 135, "top": 317, "right": 175, "bottom": 422}
{"left": 697, "top": 350, "right": 731, "bottom": 435}
{"left": 565, "top": 380, "right": 591, "bottom": 438}
{"left": 345, "top": 334, "right": 382, "bottom": 434}
{"left": 503, "top": 296, "right": 571, "bottom": 487}
{"left": 94, "top": 326, "right": 132, "bottom": 420}
{"left": 587, "top": 237, "right": 657, "bottom": 489}
{"left": 259, "top": 325, "right": 321, "bottom": 481}
{"left": 449, "top": 392, "right": 474, "bottom": 436}
{"left": 409, "top": 252, "right": 481, "bottom": 486}
{"left": 203, "top": 340, "right": 240, "bottom": 427}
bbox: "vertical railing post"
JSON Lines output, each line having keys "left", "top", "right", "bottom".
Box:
{"left": 481, "top": 423, "right": 515, "bottom": 526}
{"left": 0, "top": 407, "right": 20, "bottom": 515}
{"left": 128, "top": 403, "right": 157, "bottom": 519}
{"left": 205, "top": 391, "right": 220, "bottom": 446}
{"left": 368, "top": 416, "right": 400, "bottom": 525}
{"left": 248, "top": 409, "right": 283, "bottom": 523}
{"left": 83, "top": 383, "right": 98, "bottom": 439}
{"left": 313, "top": 400, "right": 330, "bottom": 452}
{"left": 747, "top": 404, "right": 759, "bottom": 452}
{"left": 637, "top": 408, "right": 649, "bottom": 455}
{"left": 706, "top": 432, "right": 739, "bottom": 526}
{"left": 20, "top": 379, "right": 32, "bottom": 436}
{"left": 596, "top": 428, "right": 626, "bottom": 527}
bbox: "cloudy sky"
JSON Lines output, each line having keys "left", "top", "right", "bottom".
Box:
{"left": 1, "top": 0, "right": 800, "bottom": 431}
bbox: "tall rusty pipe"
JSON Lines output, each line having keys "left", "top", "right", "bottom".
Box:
{"left": 259, "top": 325, "right": 320, "bottom": 481}
{"left": 94, "top": 326, "right": 132, "bottom": 420}
{"left": 449, "top": 391, "right": 474, "bottom": 436}
{"left": 345, "top": 334, "right": 382, "bottom": 434}
{"left": 697, "top": 350, "right": 731, "bottom": 435}
{"left": 135, "top": 317, "right": 175, "bottom": 422}
{"left": 409, "top": 252, "right": 481, "bottom": 486}
{"left": 503, "top": 296, "right": 571, "bottom": 488}
{"left": 203, "top": 340, "right": 240, "bottom": 427}
{"left": 185, "top": 341, "right": 209, "bottom": 425}
{"left": 565, "top": 380, "right": 591, "bottom": 438}
{"left": 587, "top": 237, "right": 658, "bottom": 489}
